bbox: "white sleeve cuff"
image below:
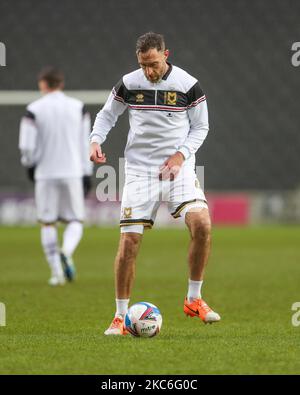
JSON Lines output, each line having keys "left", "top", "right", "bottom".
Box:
{"left": 90, "top": 135, "right": 103, "bottom": 145}
{"left": 178, "top": 146, "right": 191, "bottom": 160}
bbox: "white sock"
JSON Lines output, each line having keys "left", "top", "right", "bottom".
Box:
{"left": 41, "top": 226, "right": 63, "bottom": 277}
{"left": 62, "top": 221, "right": 83, "bottom": 257}
{"left": 115, "top": 299, "right": 130, "bottom": 318}
{"left": 187, "top": 279, "right": 203, "bottom": 302}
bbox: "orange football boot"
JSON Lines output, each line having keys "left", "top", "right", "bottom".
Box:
{"left": 184, "top": 297, "right": 221, "bottom": 324}
{"left": 104, "top": 316, "right": 129, "bottom": 336}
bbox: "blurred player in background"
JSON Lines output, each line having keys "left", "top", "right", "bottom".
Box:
{"left": 90, "top": 32, "right": 220, "bottom": 335}
{"left": 19, "top": 66, "right": 93, "bottom": 286}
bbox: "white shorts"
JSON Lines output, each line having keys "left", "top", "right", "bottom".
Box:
{"left": 35, "top": 178, "right": 84, "bottom": 224}
{"left": 120, "top": 166, "right": 207, "bottom": 233}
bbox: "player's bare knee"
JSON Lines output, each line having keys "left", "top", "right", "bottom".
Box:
{"left": 189, "top": 217, "right": 211, "bottom": 241}
{"left": 119, "top": 233, "right": 141, "bottom": 261}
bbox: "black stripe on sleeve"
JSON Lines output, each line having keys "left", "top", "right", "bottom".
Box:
{"left": 186, "top": 82, "right": 205, "bottom": 105}
{"left": 113, "top": 78, "right": 128, "bottom": 102}
{"left": 25, "top": 110, "right": 35, "bottom": 120}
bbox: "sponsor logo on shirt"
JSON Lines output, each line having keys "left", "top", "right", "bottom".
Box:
{"left": 136, "top": 93, "right": 144, "bottom": 103}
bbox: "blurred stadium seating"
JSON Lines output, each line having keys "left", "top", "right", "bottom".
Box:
{"left": 0, "top": 0, "right": 300, "bottom": 224}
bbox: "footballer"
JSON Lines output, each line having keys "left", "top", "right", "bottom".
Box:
{"left": 19, "top": 67, "right": 93, "bottom": 286}
{"left": 90, "top": 32, "right": 221, "bottom": 334}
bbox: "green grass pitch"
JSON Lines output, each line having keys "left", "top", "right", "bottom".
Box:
{"left": 0, "top": 225, "right": 300, "bottom": 374}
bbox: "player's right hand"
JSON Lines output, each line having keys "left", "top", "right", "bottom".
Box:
{"left": 90, "top": 142, "right": 107, "bottom": 164}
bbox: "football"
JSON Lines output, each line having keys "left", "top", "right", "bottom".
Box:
{"left": 125, "top": 302, "right": 162, "bottom": 338}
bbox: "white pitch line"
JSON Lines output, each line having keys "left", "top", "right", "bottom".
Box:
{"left": 0, "top": 90, "right": 110, "bottom": 105}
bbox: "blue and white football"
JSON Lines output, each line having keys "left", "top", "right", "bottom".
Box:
{"left": 125, "top": 302, "right": 162, "bottom": 338}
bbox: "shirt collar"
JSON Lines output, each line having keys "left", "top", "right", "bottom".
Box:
{"left": 46, "top": 90, "right": 64, "bottom": 96}
{"left": 162, "top": 62, "right": 172, "bottom": 81}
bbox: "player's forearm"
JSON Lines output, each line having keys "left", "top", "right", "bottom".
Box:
{"left": 20, "top": 149, "right": 37, "bottom": 167}
{"left": 90, "top": 111, "right": 110, "bottom": 145}
{"left": 179, "top": 100, "right": 209, "bottom": 159}
{"left": 90, "top": 108, "right": 118, "bottom": 144}
{"left": 19, "top": 117, "right": 39, "bottom": 166}
{"left": 178, "top": 126, "right": 209, "bottom": 160}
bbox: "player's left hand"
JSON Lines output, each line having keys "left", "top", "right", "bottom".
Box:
{"left": 83, "top": 175, "right": 92, "bottom": 198}
{"left": 159, "top": 151, "right": 185, "bottom": 180}
{"left": 27, "top": 166, "right": 35, "bottom": 182}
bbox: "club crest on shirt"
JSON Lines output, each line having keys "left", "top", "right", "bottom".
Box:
{"left": 136, "top": 93, "right": 144, "bottom": 103}
{"left": 123, "top": 207, "right": 132, "bottom": 219}
{"left": 195, "top": 179, "right": 201, "bottom": 189}
{"left": 164, "top": 91, "right": 177, "bottom": 105}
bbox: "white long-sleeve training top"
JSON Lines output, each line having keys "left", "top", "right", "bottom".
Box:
{"left": 90, "top": 63, "right": 209, "bottom": 174}
{"left": 19, "top": 91, "right": 93, "bottom": 180}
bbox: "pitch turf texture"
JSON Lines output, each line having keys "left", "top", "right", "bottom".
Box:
{"left": 0, "top": 226, "right": 300, "bottom": 374}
